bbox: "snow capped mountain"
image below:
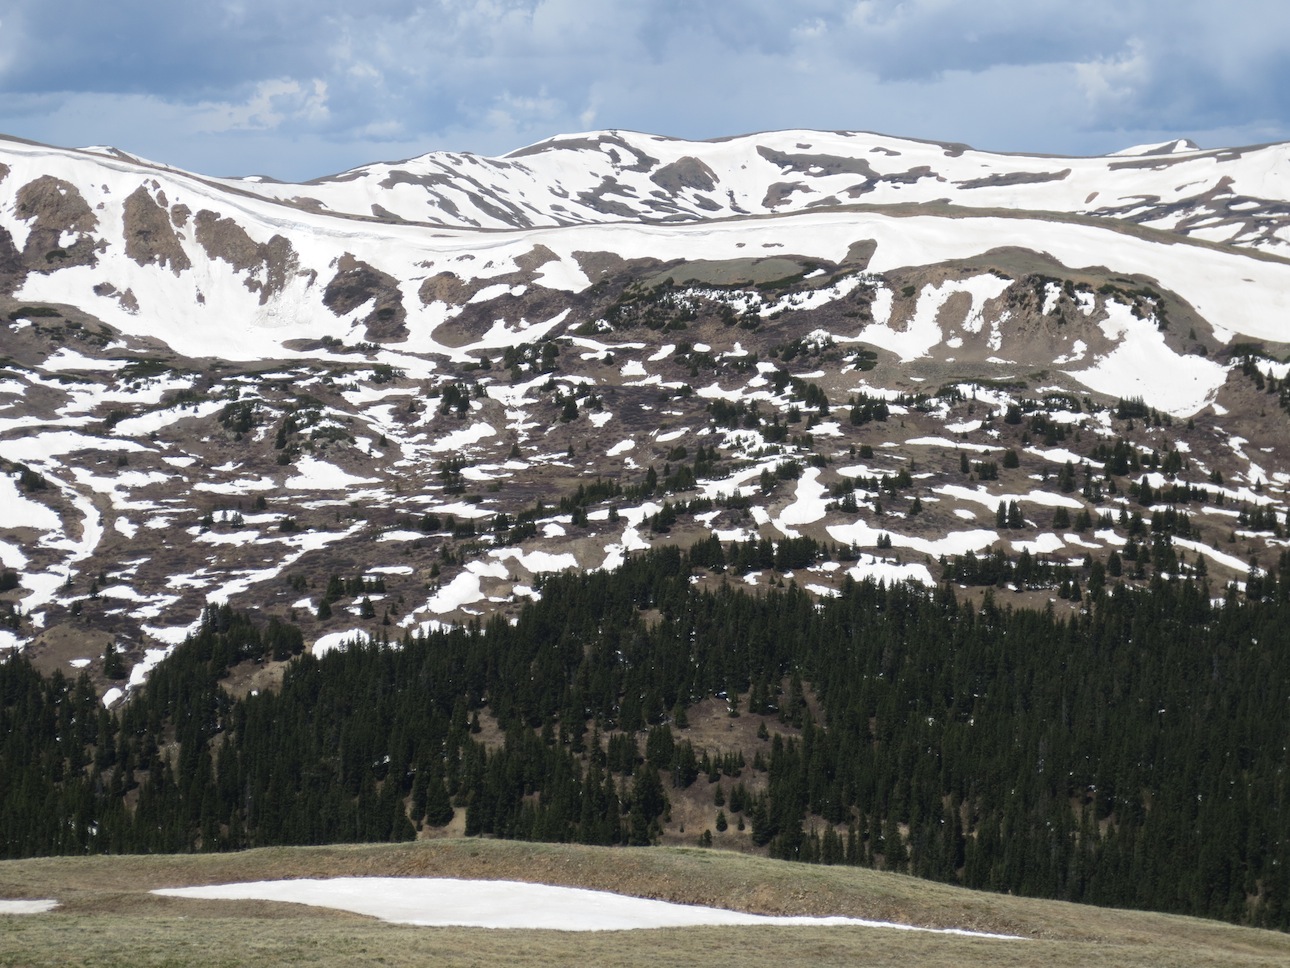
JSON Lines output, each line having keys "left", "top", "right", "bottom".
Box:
{"left": 2, "top": 127, "right": 1289, "bottom": 367}
{"left": 1, "top": 127, "right": 1289, "bottom": 692}
{"left": 221, "top": 128, "right": 1290, "bottom": 252}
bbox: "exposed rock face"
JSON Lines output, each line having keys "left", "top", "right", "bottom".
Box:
{"left": 419, "top": 271, "right": 472, "bottom": 307}
{"left": 575, "top": 177, "right": 641, "bottom": 220}
{"left": 650, "top": 157, "right": 718, "bottom": 194}
{"left": 14, "top": 176, "right": 100, "bottom": 273}
{"left": 194, "top": 210, "right": 300, "bottom": 304}
{"left": 843, "top": 240, "right": 877, "bottom": 268}
{"left": 763, "top": 182, "right": 809, "bottom": 208}
{"left": 0, "top": 227, "right": 23, "bottom": 295}
{"left": 957, "top": 169, "right": 1072, "bottom": 190}
{"left": 757, "top": 147, "right": 879, "bottom": 180}
{"left": 123, "top": 185, "right": 191, "bottom": 274}
{"left": 92, "top": 281, "right": 139, "bottom": 313}
{"left": 514, "top": 244, "right": 559, "bottom": 276}
{"left": 323, "top": 254, "right": 407, "bottom": 341}
{"left": 418, "top": 245, "right": 567, "bottom": 319}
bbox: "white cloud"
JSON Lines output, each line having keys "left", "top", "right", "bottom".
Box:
{"left": 1076, "top": 40, "right": 1149, "bottom": 116}
{"left": 192, "top": 78, "right": 330, "bottom": 133}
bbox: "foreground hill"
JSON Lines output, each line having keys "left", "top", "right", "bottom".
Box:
{"left": 1, "top": 839, "right": 1288, "bottom": 967}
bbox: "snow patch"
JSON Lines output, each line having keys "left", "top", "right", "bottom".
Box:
{"left": 152, "top": 878, "right": 1022, "bottom": 937}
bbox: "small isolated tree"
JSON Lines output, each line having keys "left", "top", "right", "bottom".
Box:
{"left": 1007, "top": 501, "right": 1024, "bottom": 530}
{"left": 423, "top": 775, "right": 454, "bottom": 828}
{"left": 103, "top": 641, "right": 126, "bottom": 681}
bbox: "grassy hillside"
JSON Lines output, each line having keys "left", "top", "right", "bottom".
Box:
{"left": 1, "top": 839, "right": 1287, "bottom": 967}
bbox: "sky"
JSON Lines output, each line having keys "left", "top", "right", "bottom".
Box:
{"left": 1, "top": 1, "right": 1288, "bottom": 182}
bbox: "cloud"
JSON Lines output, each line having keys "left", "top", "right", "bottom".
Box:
{"left": 0, "top": 1, "right": 1288, "bottom": 179}
{"left": 192, "top": 79, "right": 330, "bottom": 133}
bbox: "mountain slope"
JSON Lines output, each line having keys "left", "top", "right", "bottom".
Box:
{"left": 0, "top": 126, "right": 1288, "bottom": 690}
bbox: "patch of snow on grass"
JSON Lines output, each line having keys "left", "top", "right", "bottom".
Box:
{"left": 0, "top": 475, "right": 61, "bottom": 530}
{"left": 906, "top": 437, "right": 999, "bottom": 452}
{"left": 1012, "top": 533, "right": 1065, "bottom": 554}
{"left": 1173, "top": 537, "right": 1259, "bottom": 575}
{"left": 1025, "top": 447, "right": 1085, "bottom": 465}
{"left": 806, "top": 583, "right": 840, "bottom": 598}
{"left": 937, "top": 484, "right": 1082, "bottom": 510}
{"left": 0, "top": 898, "right": 58, "bottom": 915}
{"left": 1063, "top": 301, "right": 1226, "bottom": 415}
{"left": 428, "top": 421, "right": 496, "bottom": 452}
{"left": 151, "top": 878, "right": 1021, "bottom": 937}
{"left": 490, "top": 548, "right": 578, "bottom": 573}
{"left": 194, "top": 478, "right": 277, "bottom": 494}
{"left": 285, "top": 457, "right": 378, "bottom": 490}
{"left": 127, "top": 648, "right": 171, "bottom": 689}
{"left": 112, "top": 400, "right": 223, "bottom": 436}
{"left": 379, "top": 530, "right": 428, "bottom": 543}
{"left": 846, "top": 555, "right": 936, "bottom": 587}
{"left": 425, "top": 572, "right": 485, "bottom": 614}
{"left": 829, "top": 519, "right": 999, "bottom": 558}
{"left": 313, "top": 630, "right": 368, "bottom": 659}
{"left": 774, "top": 468, "right": 828, "bottom": 531}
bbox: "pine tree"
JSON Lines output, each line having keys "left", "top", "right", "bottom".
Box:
{"left": 102, "top": 642, "right": 126, "bottom": 681}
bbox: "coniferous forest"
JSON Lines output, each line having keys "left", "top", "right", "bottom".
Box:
{"left": 3, "top": 543, "right": 1290, "bottom": 930}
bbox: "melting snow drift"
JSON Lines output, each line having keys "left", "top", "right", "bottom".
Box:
{"left": 0, "top": 899, "right": 59, "bottom": 914}
{"left": 153, "top": 877, "right": 1022, "bottom": 937}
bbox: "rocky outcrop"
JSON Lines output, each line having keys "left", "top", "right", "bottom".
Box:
{"left": 650, "top": 157, "right": 719, "bottom": 194}
{"left": 323, "top": 254, "right": 407, "bottom": 341}
{"left": 194, "top": 210, "right": 300, "bottom": 304}
{"left": 14, "top": 176, "right": 100, "bottom": 273}
{"left": 0, "top": 227, "right": 23, "bottom": 295}
{"left": 123, "top": 185, "right": 190, "bottom": 274}
{"left": 419, "top": 271, "right": 472, "bottom": 307}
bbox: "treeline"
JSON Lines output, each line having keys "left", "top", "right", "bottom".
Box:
{"left": 2, "top": 548, "right": 1290, "bottom": 930}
